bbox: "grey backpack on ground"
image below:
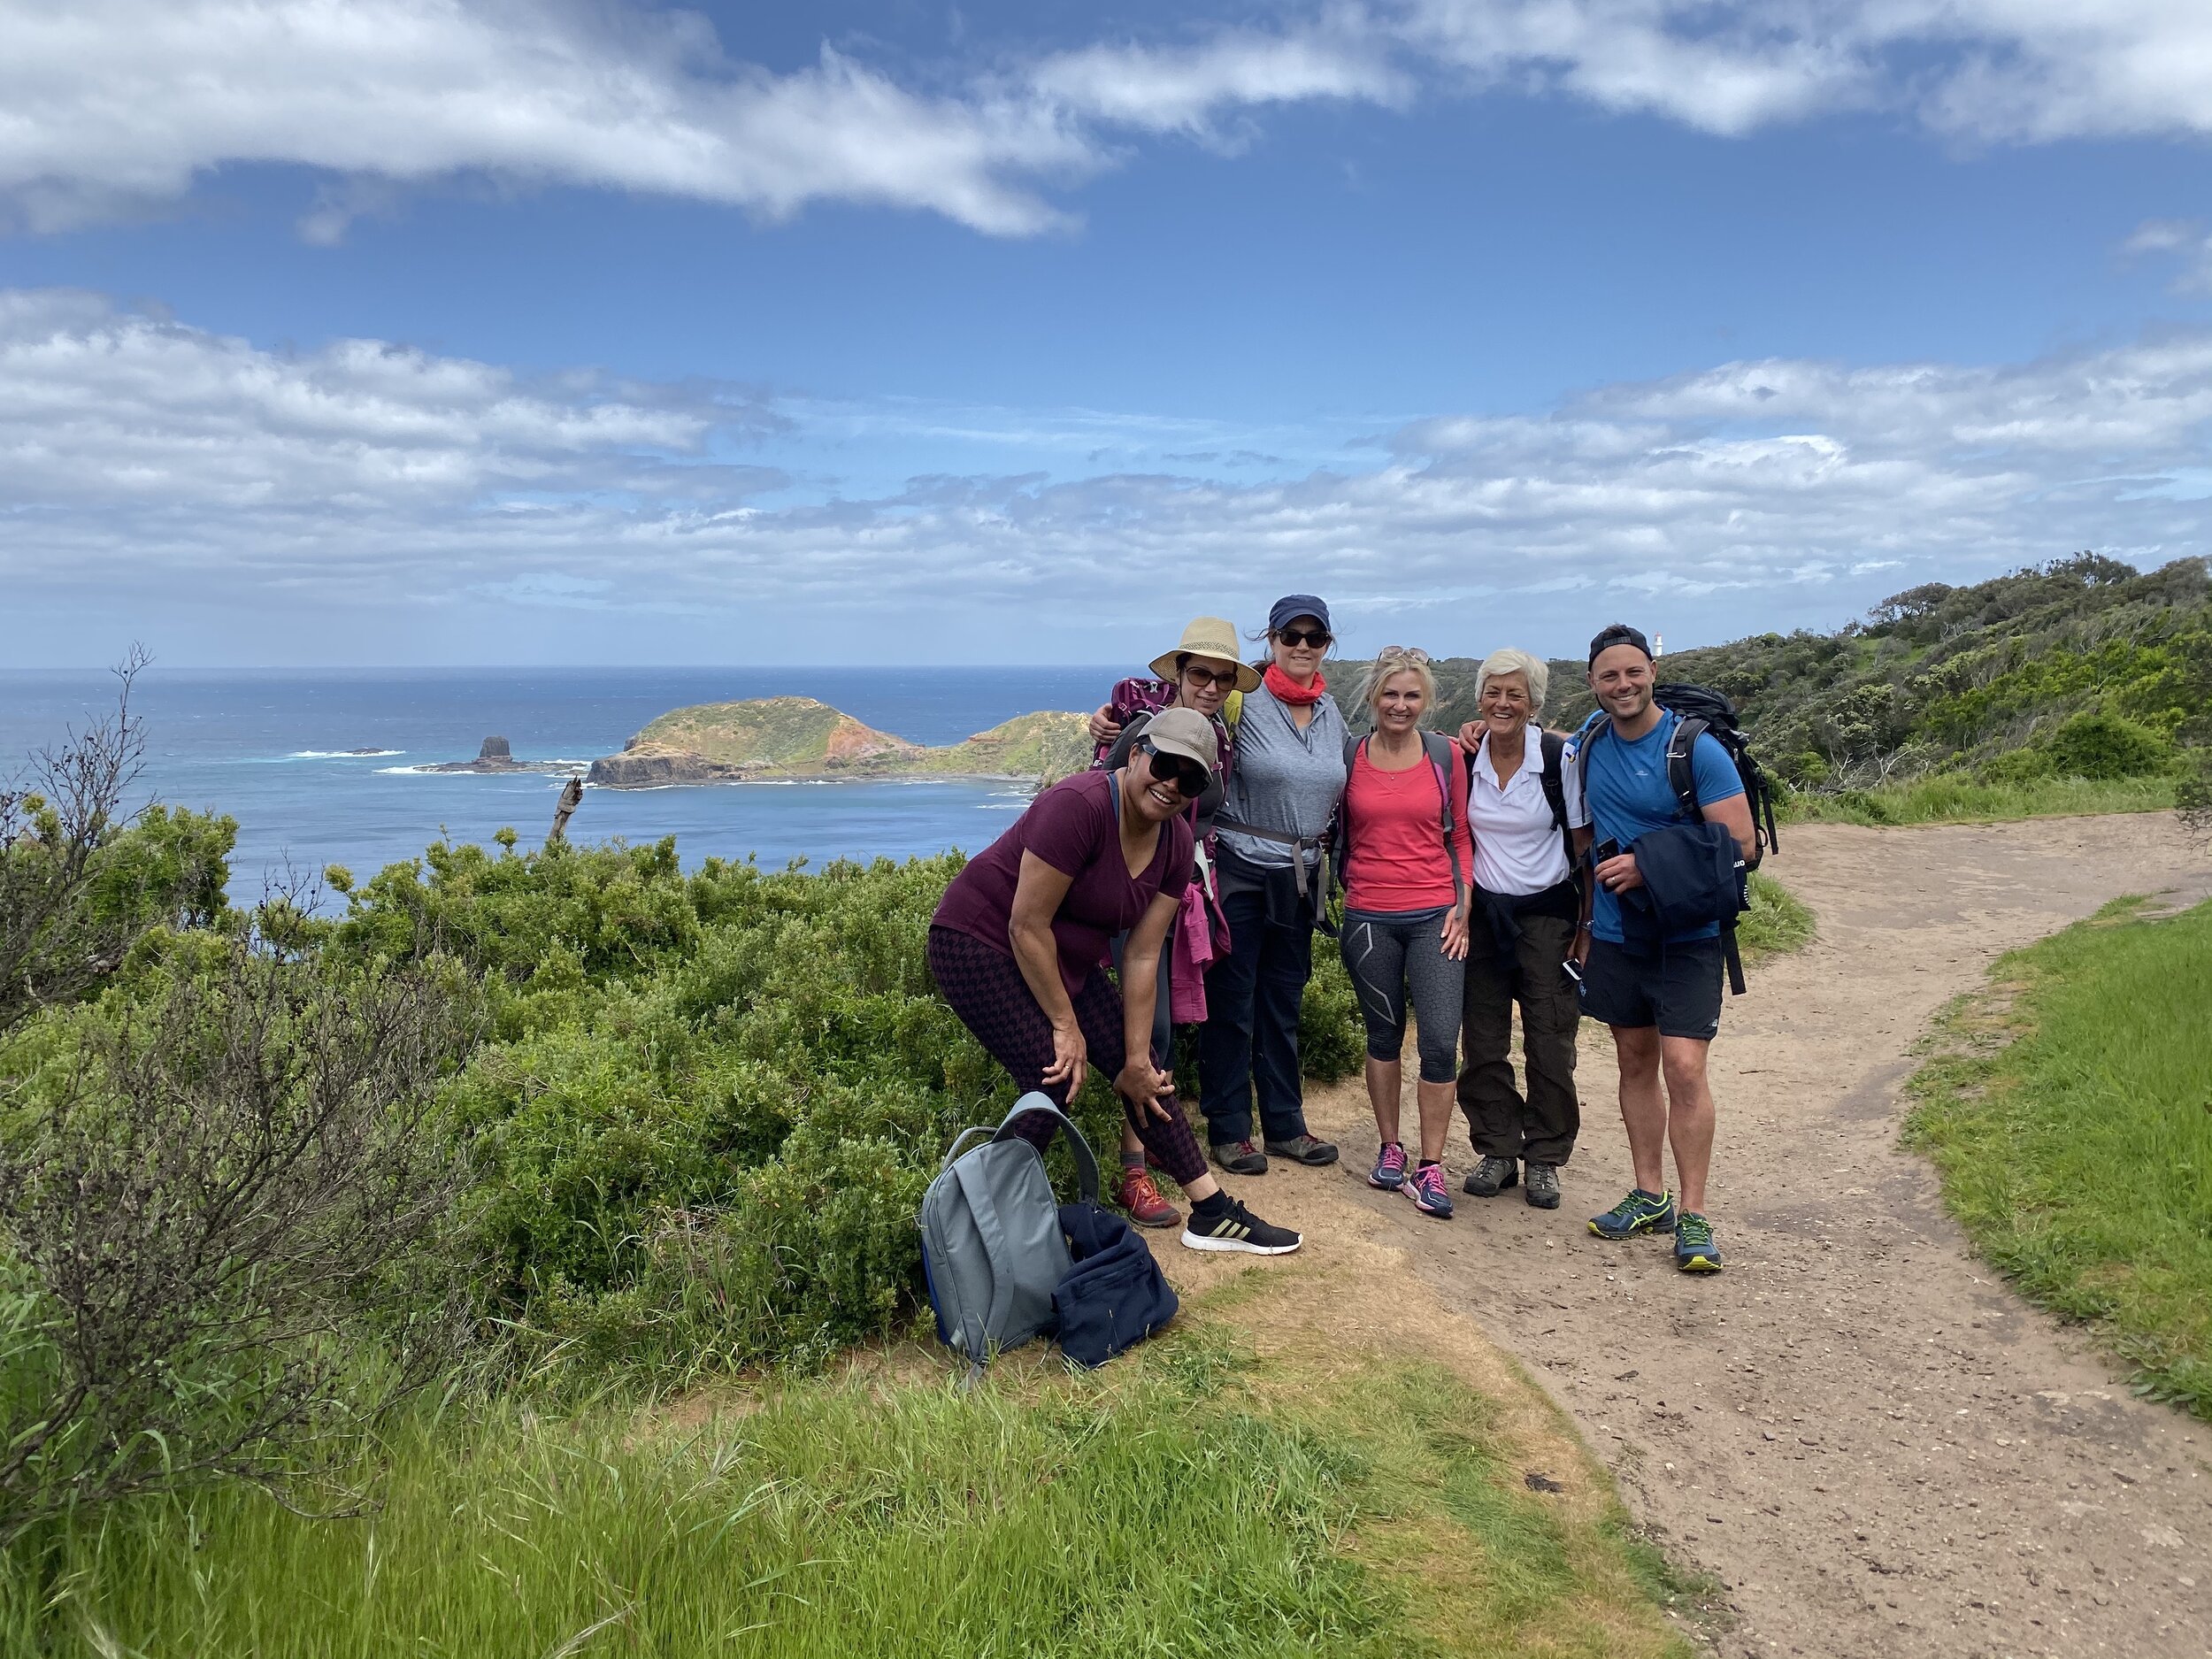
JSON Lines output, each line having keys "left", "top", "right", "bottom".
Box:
{"left": 919, "top": 1093, "right": 1101, "bottom": 1379}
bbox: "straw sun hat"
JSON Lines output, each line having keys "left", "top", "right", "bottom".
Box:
{"left": 1148, "top": 617, "right": 1262, "bottom": 693}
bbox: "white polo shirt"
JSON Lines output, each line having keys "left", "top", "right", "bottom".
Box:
{"left": 1467, "top": 723, "right": 1583, "bottom": 897}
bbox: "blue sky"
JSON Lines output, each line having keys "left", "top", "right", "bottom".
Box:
{"left": 2, "top": 0, "right": 2209, "bottom": 667}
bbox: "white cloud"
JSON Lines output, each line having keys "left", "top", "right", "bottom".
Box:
{"left": 8, "top": 2, "right": 2212, "bottom": 243}
{"left": 0, "top": 0, "right": 1093, "bottom": 238}
{"left": 2124, "top": 219, "right": 2212, "bottom": 296}
{"left": 1029, "top": 19, "right": 1409, "bottom": 136}
{"left": 3, "top": 288, "right": 2207, "bottom": 649}
{"left": 1400, "top": 0, "right": 2212, "bottom": 142}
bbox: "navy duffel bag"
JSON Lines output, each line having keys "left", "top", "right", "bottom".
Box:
{"left": 1053, "top": 1202, "right": 1179, "bottom": 1368}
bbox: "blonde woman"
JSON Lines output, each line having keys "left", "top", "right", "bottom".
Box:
{"left": 1337, "top": 647, "right": 1472, "bottom": 1219}
{"left": 1450, "top": 649, "right": 1583, "bottom": 1210}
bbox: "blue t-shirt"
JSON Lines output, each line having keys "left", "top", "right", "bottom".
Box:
{"left": 1579, "top": 710, "right": 1745, "bottom": 944}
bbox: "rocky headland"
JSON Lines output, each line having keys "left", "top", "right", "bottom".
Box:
{"left": 586, "top": 697, "right": 1090, "bottom": 788}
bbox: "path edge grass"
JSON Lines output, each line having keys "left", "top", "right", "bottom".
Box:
{"left": 1901, "top": 894, "right": 2212, "bottom": 1419}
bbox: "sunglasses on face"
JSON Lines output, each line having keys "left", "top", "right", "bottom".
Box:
{"left": 1180, "top": 664, "right": 1240, "bottom": 691}
{"left": 1275, "top": 627, "right": 1331, "bottom": 649}
{"left": 1136, "top": 741, "right": 1209, "bottom": 797}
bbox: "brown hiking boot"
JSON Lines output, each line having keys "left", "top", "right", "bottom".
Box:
{"left": 1112, "top": 1165, "right": 1180, "bottom": 1228}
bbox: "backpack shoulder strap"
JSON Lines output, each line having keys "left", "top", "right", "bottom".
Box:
{"left": 1538, "top": 730, "right": 1568, "bottom": 831}
{"left": 950, "top": 1157, "right": 1020, "bottom": 1358}
{"left": 1419, "top": 730, "right": 1470, "bottom": 910}
{"left": 1665, "top": 713, "right": 1710, "bottom": 824}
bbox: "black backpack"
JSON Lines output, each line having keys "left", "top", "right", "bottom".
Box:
{"left": 1648, "top": 685, "right": 1779, "bottom": 868}
{"left": 1571, "top": 685, "right": 1780, "bottom": 993}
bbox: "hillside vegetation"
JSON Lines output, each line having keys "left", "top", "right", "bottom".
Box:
{"left": 1380, "top": 554, "right": 2212, "bottom": 819}
{"left": 589, "top": 698, "right": 1091, "bottom": 787}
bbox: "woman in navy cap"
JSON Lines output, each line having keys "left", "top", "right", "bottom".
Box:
{"left": 1196, "top": 595, "right": 1348, "bottom": 1176}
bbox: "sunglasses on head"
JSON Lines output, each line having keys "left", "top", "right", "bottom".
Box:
{"left": 1378, "top": 644, "right": 1430, "bottom": 664}
{"left": 1275, "top": 626, "right": 1331, "bottom": 648}
{"left": 1136, "top": 741, "right": 1209, "bottom": 797}
{"left": 1179, "top": 663, "right": 1240, "bottom": 691}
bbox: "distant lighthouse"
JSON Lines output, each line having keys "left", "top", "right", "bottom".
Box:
{"left": 1653, "top": 634, "right": 1664, "bottom": 657}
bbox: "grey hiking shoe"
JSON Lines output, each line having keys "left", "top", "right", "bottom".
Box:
{"left": 1264, "top": 1133, "right": 1340, "bottom": 1167}
{"left": 1463, "top": 1155, "right": 1518, "bottom": 1197}
{"left": 1523, "top": 1162, "right": 1562, "bottom": 1209}
{"left": 1210, "top": 1138, "right": 1269, "bottom": 1176}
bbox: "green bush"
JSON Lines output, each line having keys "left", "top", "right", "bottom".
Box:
{"left": 2040, "top": 710, "right": 2174, "bottom": 780}
{"left": 323, "top": 840, "right": 1364, "bottom": 1379}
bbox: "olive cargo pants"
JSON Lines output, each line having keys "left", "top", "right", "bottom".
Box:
{"left": 1455, "top": 911, "right": 1581, "bottom": 1166}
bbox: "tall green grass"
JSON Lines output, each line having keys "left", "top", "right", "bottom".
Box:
{"left": 3, "top": 1334, "right": 1688, "bottom": 1658}
{"left": 1906, "top": 897, "right": 2212, "bottom": 1416}
{"left": 1786, "top": 772, "right": 2177, "bottom": 827}
{"left": 1738, "top": 870, "right": 1815, "bottom": 957}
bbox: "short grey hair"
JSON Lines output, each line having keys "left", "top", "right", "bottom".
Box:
{"left": 1355, "top": 648, "right": 1438, "bottom": 720}
{"left": 1475, "top": 648, "right": 1548, "bottom": 711}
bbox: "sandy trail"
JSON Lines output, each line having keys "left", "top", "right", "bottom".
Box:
{"left": 1171, "top": 814, "right": 2212, "bottom": 1659}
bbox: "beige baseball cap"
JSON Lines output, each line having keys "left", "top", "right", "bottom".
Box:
{"left": 1148, "top": 617, "right": 1262, "bottom": 693}
{"left": 1140, "top": 705, "right": 1219, "bottom": 772}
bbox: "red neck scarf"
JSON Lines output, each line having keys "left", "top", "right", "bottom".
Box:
{"left": 1263, "top": 662, "right": 1326, "bottom": 705}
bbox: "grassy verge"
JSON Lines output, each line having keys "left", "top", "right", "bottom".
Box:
{"left": 1904, "top": 895, "right": 2212, "bottom": 1417}
{"left": 4, "top": 1321, "right": 1694, "bottom": 1658}
{"left": 1739, "top": 870, "right": 1815, "bottom": 957}
{"left": 1786, "top": 772, "right": 2177, "bottom": 827}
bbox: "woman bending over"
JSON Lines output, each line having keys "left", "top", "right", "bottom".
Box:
{"left": 928, "top": 707, "right": 1301, "bottom": 1256}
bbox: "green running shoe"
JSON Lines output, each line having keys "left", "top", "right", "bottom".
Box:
{"left": 1587, "top": 1187, "right": 1676, "bottom": 1240}
{"left": 1673, "top": 1212, "right": 1723, "bottom": 1272}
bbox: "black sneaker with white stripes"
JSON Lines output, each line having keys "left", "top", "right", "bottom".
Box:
{"left": 1179, "top": 1198, "right": 1302, "bottom": 1256}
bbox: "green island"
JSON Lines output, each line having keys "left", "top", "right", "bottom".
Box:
{"left": 586, "top": 696, "right": 1092, "bottom": 787}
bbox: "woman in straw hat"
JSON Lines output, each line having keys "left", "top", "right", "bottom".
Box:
{"left": 1092, "top": 599, "right": 1348, "bottom": 1191}
{"left": 1085, "top": 617, "right": 1257, "bottom": 1226}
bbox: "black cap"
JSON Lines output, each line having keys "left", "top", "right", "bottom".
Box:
{"left": 1587, "top": 623, "right": 1653, "bottom": 666}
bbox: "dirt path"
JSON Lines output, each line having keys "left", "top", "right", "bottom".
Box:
{"left": 1176, "top": 814, "right": 2212, "bottom": 1659}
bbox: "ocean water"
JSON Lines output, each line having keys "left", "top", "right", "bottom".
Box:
{"left": 0, "top": 667, "right": 1116, "bottom": 897}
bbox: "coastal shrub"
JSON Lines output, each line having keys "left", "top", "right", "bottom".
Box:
{"left": 1, "top": 655, "right": 237, "bottom": 1040}
{"left": 326, "top": 840, "right": 1365, "bottom": 1377}
{"left": 2039, "top": 710, "right": 2174, "bottom": 780}
{"left": 0, "top": 932, "right": 478, "bottom": 1538}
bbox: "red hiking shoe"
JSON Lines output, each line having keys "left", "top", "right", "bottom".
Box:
{"left": 1113, "top": 1165, "right": 1181, "bottom": 1229}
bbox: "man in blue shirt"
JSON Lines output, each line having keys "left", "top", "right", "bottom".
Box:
{"left": 1565, "top": 624, "right": 1755, "bottom": 1273}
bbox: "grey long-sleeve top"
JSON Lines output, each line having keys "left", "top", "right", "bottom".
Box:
{"left": 1215, "top": 682, "right": 1349, "bottom": 871}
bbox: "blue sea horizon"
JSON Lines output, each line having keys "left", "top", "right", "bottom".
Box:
{"left": 0, "top": 665, "right": 1121, "bottom": 900}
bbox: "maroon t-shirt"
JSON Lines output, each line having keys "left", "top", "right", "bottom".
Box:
{"left": 933, "top": 769, "right": 1194, "bottom": 997}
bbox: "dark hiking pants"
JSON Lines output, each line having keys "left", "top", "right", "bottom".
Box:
{"left": 1197, "top": 884, "right": 1313, "bottom": 1147}
{"left": 1455, "top": 910, "right": 1581, "bottom": 1166}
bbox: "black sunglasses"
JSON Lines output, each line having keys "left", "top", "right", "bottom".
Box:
{"left": 1136, "top": 741, "right": 1209, "bottom": 797}
{"left": 1275, "top": 626, "right": 1331, "bottom": 648}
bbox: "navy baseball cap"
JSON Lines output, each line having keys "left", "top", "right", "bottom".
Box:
{"left": 1268, "top": 595, "right": 1332, "bottom": 635}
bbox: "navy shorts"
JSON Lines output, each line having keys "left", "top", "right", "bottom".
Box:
{"left": 1577, "top": 936, "right": 1724, "bottom": 1041}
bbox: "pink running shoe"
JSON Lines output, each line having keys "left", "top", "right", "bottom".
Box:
{"left": 1368, "top": 1141, "right": 1408, "bottom": 1191}
{"left": 1402, "top": 1162, "right": 1455, "bottom": 1219}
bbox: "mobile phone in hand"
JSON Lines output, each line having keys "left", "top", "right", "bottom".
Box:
{"left": 1591, "top": 839, "right": 1621, "bottom": 866}
{"left": 1562, "top": 958, "right": 1584, "bottom": 987}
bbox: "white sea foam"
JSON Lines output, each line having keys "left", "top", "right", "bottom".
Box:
{"left": 288, "top": 749, "right": 403, "bottom": 758}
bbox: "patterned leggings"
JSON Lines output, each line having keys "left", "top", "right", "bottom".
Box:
{"left": 926, "top": 926, "right": 1208, "bottom": 1186}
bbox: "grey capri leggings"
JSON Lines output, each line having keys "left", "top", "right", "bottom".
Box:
{"left": 1339, "top": 905, "right": 1464, "bottom": 1084}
